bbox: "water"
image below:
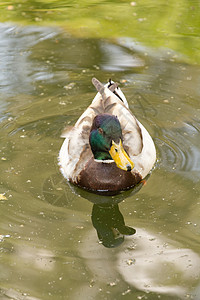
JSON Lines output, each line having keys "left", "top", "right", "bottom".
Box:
{"left": 0, "top": 15, "right": 200, "bottom": 300}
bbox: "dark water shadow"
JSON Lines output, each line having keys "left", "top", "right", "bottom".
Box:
{"left": 91, "top": 203, "right": 136, "bottom": 248}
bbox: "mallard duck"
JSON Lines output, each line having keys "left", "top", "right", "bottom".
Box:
{"left": 59, "top": 78, "right": 156, "bottom": 194}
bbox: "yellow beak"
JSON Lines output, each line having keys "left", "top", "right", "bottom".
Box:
{"left": 109, "top": 139, "right": 134, "bottom": 172}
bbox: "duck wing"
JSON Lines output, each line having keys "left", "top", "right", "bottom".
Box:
{"left": 91, "top": 78, "right": 156, "bottom": 178}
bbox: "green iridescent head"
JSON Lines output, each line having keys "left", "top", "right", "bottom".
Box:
{"left": 89, "top": 114, "right": 134, "bottom": 171}
{"left": 89, "top": 114, "right": 122, "bottom": 160}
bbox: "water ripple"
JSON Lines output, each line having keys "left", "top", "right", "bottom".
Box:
{"left": 156, "top": 120, "right": 200, "bottom": 182}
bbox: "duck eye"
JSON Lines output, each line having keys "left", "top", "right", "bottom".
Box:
{"left": 115, "top": 148, "right": 118, "bottom": 152}
{"left": 98, "top": 128, "right": 103, "bottom": 134}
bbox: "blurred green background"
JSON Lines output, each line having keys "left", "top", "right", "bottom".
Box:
{"left": 1, "top": 0, "right": 200, "bottom": 63}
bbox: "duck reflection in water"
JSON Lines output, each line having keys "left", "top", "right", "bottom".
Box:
{"left": 43, "top": 173, "right": 146, "bottom": 248}
{"left": 66, "top": 178, "right": 146, "bottom": 248}
{"left": 91, "top": 204, "right": 136, "bottom": 248}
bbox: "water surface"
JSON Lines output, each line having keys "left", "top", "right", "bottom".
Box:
{"left": 0, "top": 15, "right": 200, "bottom": 300}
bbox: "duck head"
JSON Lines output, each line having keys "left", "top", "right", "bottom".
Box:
{"left": 89, "top": 114, "right": 134, "bottom": 172}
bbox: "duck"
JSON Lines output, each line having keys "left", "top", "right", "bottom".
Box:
{"left": 59, "top": 78, "right": 156, "bottom": 194}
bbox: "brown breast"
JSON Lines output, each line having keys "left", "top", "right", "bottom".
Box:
{"left": 76, "top": 158, "right": 142, "bottom": 192}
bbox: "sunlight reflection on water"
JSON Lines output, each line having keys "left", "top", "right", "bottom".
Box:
{"left": 0, "top": 23, "right": 59, "bottom": 97}
{"left": 79, "top": 227, "right": 200, "bottom": 298}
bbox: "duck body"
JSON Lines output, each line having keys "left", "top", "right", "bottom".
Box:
{"left": 59, "top": 78, "right": 156, "bottom": 194}
{"left": 77, "top": 158, "right": 142, "bottom": 192}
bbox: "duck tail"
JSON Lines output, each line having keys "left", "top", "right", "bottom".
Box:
{"left": 92, "top": 77, "right": 129, "bottom": 108}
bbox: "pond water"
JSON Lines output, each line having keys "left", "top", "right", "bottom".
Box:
{"left": 0, "top": 4, "right": 200, "bottom": 300}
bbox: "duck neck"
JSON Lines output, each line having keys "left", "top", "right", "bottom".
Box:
{"left": 93, "top": 151, "right": 112, "bottom": 161}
